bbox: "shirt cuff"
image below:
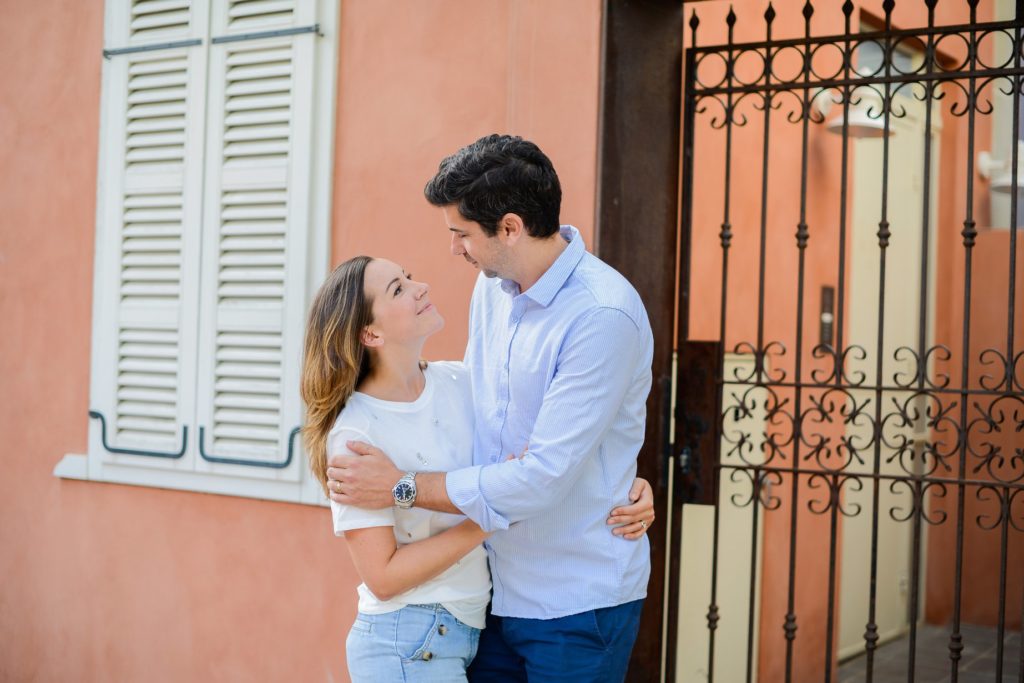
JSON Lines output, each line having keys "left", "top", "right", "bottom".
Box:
{"left": 445, "top": 465, "right": 510, "bottom": 532}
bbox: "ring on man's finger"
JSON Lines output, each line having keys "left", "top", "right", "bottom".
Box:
{"left": 639, "top": 519, "right": 647, "bottom": 530}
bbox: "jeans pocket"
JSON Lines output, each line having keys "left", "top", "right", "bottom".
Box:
{"left": 350, "top": 614, "right": 373, "bottom": 634}
{"left": 589, "top": 608, "right": 611, "bottom": 650}
{"left": 395, "top": 606, "right": 440, "bottom": 662}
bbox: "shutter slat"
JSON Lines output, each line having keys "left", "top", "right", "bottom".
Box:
{"left": 213, "top": 424, "right": 280, "bottom": 441}
{"left": 120, "top": 372, "right": 178, "bottom": 389}
{"left": 224, "top": 109, "right": 290, "bottom": 127}
{"left": 127, "top": 102, "right": 187, "bottom": 119}
{"left": 228, "top": 62, "right": 292, "bottom": 81}
{"left": 222, "top": 205, "right": 287, "bottom": 220}
{"left": 220, "top": 223, "right": 284, "bottom": 237}
{"left": 120, "top": 283, "right": 181, "bottom": 298}
{"left": 220, "top": 252, "right": 285, "bottom": 266}
{"left": 217, "top": 347, "right": 282, "bottom": 363}
{"left": 224, "top": 94, "right": 291, "bottom": 111}
{"left": 122, "top": 254, "right": 181, "bottom": 267}
{"left": 129, "top": 71, "right": 188, "bottom": 90}
{"left": 218, "top": 267, "right": 284, "bottom": 281}
{"left": 118, "top": 357, "right": 178, "bottom": 374}
{"left": 126, "top": 116, "right": 188, "bottom": 134}
{"left": 118, "top": 387, "right": 178, "bottom": 402}
{"left": 223, "top": 141, "right": 290, "bottom": 158}
{"left": 215, "top": 401, "right": 281, "bottom": 416}
{"left": 216, "top": 362, "right": 280, "bottom": 378}
{"left": 130, "top": 9, "right": 190, "bottom": 31}
{"left": 117, "top": 415, "right": 177, "bottom": 434}
{"left": 226, "top": 78, "right": 291, "bottom": 97}
{"left": 128, "top": 86, "right": 188, "bottom": 105}
{"left": 223, "top": 124, "right": 291, "bottom": 142}
{"left": 121, "top": 240, "right": 181, "bottom": 253}
{"left": 133, "top": 0, "right": 190, "bottom": 16}
{"left": 216, "top": 378, "right": 281, "bottom": 393}
{"left": 124, "top": 206, "right": 182, "bottom": 221}
{"left": 217, "top": 284, "right": 284, "bottom": 300}
{"left": 228, "top": 0, "right": 294, "bottom": 19}
{"left": 127, "top": 131, "right": 187, "bottom": 148}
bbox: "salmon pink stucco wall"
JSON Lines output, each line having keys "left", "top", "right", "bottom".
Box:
{"left": 331, "top": 0, "right": 603, "bottom": 364}
{"left": 0, "top": 0, "right": 603, "bottom": 680}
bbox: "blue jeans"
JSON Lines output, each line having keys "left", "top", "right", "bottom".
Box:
{"left": 346, "top": 604, "right": 481, "bottom": 682}
{"left": 467, "top": 599, "right": 645, "bottom": 682}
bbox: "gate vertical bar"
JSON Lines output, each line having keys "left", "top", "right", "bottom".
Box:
{"left": 949, "top": 3, "right": 981, "bottom": 681}
{"left": 720, "top": 6, "right": 737, "bottom": 671}
{"left": 676, "top": 9, "right": 720, "bottom": 682}
{"left": 1016, "top": 11, "right": 1024, "bottom": 683}
{"left": 864, "top": 4, "right": 898, "bottom": 681}
{"left": 908, "top": 3, "right": 939, "bottom": 680}
{"left": 996, "top": 488, "right": 1010, "bottom": 679}
{"left": 834, "top": 0, "right": 854, "bottom": 399}
{"left": 1008, "top": 0, "right": 1023, "bottom": 392}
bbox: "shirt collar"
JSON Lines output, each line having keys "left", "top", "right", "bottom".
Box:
{"left": 499, "top": 225, "right": 585, "bottom": 307}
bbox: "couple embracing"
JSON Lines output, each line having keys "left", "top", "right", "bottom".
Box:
{"left": 301, "top": 135, "right": 655, "bottom": 682}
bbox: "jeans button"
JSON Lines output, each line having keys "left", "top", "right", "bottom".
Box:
{"left": 422, "top": 651, "right": 433, "bottom": 661}
{"left": 438, "top": 624, "right": 448, "bottom": 636}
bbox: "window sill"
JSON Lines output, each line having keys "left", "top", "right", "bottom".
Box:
{"left": 53, "top": 453, "right": 328, "bottom": 506}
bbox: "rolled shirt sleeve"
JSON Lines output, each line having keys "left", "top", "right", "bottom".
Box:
{"left": 446, "top": 306, "right": 644, "bottom": 531}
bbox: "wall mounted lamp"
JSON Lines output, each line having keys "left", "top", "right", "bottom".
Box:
{"left": 979, "top": 141, "right": 1024, "bottom": 195}
{"left": 815, "top": 85, "right": 894, "bottom": 139}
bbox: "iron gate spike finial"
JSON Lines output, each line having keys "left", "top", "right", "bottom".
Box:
{"left": 726, "top": 6, "right": 736, "bottom": 28}
{"left": 803, "top": 1, "right": 814, "bottom": 22}
{"left": 842, "top": 0, "right": 854, "bottom": 17}
{"left": 966, "top": 0, "right": 979, "bottom": 8}
{"left": 689, "top": 9, "right": 700, "bottom": 33}
{"left": 882, "top": 0, "right": 895, "bottom": 15}
{"left": 924, "top": 0, "right": 938, "bottom": 9}
{"left": 765, "top": 2, "right": 776, "bottom": 24}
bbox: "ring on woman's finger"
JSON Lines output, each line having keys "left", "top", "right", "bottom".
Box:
{"left": 639, "top": 519, "right": 647, "bottom": 530}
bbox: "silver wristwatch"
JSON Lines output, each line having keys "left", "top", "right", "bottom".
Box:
{"left": 392, "top": 472, "right": 417, "bottom": 509}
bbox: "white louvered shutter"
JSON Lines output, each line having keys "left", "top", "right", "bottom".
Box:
{"left": 88, "top": 1, "right": 209, "bottom": 473}
{"left": 193, "top": 0, "right": 316, "bottom": 479}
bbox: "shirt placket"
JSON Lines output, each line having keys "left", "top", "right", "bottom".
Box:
{"left": 491, "top": 295, "right": 526, "bottom": 464}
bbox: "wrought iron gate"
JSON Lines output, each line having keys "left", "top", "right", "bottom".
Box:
{"left": 671, "top": 1, "right": 1024, "bottom": 681}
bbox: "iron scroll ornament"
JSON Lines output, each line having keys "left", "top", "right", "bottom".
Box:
{"left": 88, "top": 410, "right": 188, "bottom": 459}
{"left": 198, "top": 425, "right": 301, "bottom": 469}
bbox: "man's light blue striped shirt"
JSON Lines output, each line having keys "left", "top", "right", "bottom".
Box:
{"left": 446, "top": 226, "right": 653, "bottom": 619}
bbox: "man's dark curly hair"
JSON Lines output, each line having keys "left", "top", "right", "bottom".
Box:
{"left": 423, "top": 134, "right": 561, "bottom": 238}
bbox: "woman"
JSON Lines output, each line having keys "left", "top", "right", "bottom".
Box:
{"left": 301, "top": 256, "right": 653, "bottom": 682}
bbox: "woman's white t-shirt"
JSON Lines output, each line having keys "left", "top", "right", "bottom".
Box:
{"left": 328, "top": 361, "right": 490, "bottom": 629}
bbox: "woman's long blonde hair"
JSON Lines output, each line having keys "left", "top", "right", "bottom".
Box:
{"left": 300, "top": 256, "right": 374, "bottom": 496}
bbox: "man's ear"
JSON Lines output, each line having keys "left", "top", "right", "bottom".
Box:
{"left": 360, "top": 326, "right": 383, "bottom": 348}
{"left": 498, "top": 213, "right": 526, "bottom": 245}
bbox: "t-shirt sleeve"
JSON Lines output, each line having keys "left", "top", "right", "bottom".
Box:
{"left": 328, "top": 425, "right": 396, "bottom": 536}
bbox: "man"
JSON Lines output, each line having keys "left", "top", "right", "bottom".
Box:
{"left": 328, "top": 134, "right": 654, "bottom": 681}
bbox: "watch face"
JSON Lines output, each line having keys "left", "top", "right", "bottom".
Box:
{"left": 394, "top": 482, "right": 415, "bottom": 504}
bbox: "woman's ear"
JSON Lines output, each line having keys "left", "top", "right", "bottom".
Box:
{"left": 360, "top": 326, "right": 383, "bottom": 348}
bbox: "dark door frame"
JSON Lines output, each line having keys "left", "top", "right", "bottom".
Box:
{"left": 595, "top": 1, "right": 684, "bottom": 680}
